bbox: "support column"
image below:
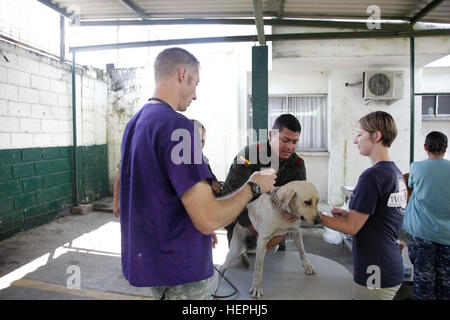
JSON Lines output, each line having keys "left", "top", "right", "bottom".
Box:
{"left": 252, "top": 45, "right": 268, "bottom": 141}
{"left": 72, "top": 52, "right": 79, "bottom": 205}
{"left": 410, "top": 36, "right": 415, "bottom": 164}
{"left": 60, "top": 16, "right": 65, "bottom": 61}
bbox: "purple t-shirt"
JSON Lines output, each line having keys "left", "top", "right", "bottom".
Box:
{"left": 120, "top": 102, "right": 213, "bottom": 287}
{"left": 350, "top": 161, "right": 406, "bottom": 288}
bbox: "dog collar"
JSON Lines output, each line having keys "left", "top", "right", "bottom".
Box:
{"left": 268, "top": 188, "right": 300, "bottom": 221}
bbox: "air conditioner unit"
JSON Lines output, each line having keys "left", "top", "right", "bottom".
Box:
{"left": 362, "top": 70, "right": 404, "bottom": 101}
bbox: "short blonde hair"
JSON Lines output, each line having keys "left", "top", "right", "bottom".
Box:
{"left": 154, "top": 47, "right": 199, "bottom": 82}
{"left": 359, "top": 111, "right": 398, "bottom": 147}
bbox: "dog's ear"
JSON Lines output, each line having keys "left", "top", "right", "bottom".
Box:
{"left": 280, "top": 188, "right": 296, "bottom": 207}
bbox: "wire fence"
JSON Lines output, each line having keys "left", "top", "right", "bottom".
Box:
{"left": 0, "top": 0, "right": 60, "bottom": 56}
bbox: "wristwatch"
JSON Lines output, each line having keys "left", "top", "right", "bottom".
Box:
{"left": 247, "top": 181, "right": 261, "bottom": 198}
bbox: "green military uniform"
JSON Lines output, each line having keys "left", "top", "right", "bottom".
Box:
{"left": 222, "top": 140, "right": 306, "bottom": 244}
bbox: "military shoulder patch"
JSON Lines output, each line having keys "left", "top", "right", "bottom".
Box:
{"left": 295, "top": 157, "right": 304, "bottom": 165}
{"left": 238, "top": 155, "right": 251, "bottom": 167}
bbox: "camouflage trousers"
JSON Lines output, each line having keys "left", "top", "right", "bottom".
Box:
{"left": 408, "top": 235, "right": 450, "bottom": 300}
{"left": 150, "top": 277, "right": 213, "bottom": 300}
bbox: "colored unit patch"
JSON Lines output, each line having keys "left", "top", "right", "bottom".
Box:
{"left": 238, "top": 155, "right": 250, "bottom": 167}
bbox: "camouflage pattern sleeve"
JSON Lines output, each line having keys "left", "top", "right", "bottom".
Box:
{"left": 221, "top": 146, "right": 258, "bottom": 228}
{"left": 222, "top": 146, "right": 256, "bottom": 195}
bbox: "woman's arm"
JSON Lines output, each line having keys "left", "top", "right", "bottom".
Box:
{"left": 319, "top": 208, "right": 370, "bottom": 236}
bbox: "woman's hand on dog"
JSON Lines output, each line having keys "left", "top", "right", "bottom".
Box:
{"left": 331, "top": 207, "right": 349, "bottom": 218}
{"left": 266, "top": 234, "right": 286, "bottom": 251}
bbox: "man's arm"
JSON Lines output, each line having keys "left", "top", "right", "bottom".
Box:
{"left": 181, "top": 170, "right": 276, "bottom": 235}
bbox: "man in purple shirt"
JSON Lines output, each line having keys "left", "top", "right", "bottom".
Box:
{"left": 120, "top": 47, "right": 276, "bottom": 300}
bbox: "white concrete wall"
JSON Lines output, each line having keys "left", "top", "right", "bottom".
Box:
{"left": 106, "top": 44, "right": 252, "bottom": 187}
{"left": 0, "top": 40, "right": 108, "bottom": 150}
{"left": 270, "top": 27, "right": 450, "bottom": 205}
{"left": 327, "top": 67, "right": 413, "bottom": 205}
{"left": 107, "top": 67, "right": 154, "bottom": 188}
{"left": 184, "top": 45, "right": 251, "bottom": 182}
{"left": 418, "top": 67, "right": 450, "bottom": 161}
{"left": 266, "top": 59, "right": 329, "bottom": 201}
{"left": 301, "top": 152, "right": 329, "bottom": 202}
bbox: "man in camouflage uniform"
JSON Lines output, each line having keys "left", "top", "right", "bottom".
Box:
{"left": 222, "top": 114, "right": 307, "bottom": 253}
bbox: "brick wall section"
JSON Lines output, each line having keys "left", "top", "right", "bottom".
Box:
{"left": 75, "top": 144, "right": 109, "bottom": 204}
{"left": 0, "top": 39, "right": 111, "bottom": 240}
{"left": 0, "top": 145, "right": 109, "bottom": 241}
{"left": 0, "top": 39, "right": 108, "bottom": 149}
{"left": 0, "top": 147, "right": 74, "bottom": 240}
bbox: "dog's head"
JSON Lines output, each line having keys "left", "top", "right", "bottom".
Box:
{"left": 279, "top": 181, "right": 321, "bottom": 225}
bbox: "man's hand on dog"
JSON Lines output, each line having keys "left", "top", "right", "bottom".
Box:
{"left": 249, "top": 168, "right": 277, "bottom": 193}
{"left": 247, "top": 223, "right": 287, "bottom": 252}
{"left": 266, "top": 234, "right": 287, "bottom": 251}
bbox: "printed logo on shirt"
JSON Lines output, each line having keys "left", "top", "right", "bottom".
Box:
{"left": 387, "top": 175, "right": 407, "bottom": 215}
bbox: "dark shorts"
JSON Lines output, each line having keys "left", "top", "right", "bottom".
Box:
{"left": 408, "top": 234, "right": 450, "bottom": 300}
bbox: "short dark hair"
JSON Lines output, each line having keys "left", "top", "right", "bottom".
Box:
{"left": 154, "top": 47, "right": 199, "bottom": 82}
{"left": 272, "top": 114, "right": 301, "bottom": 133}
{"left": 359, "top": 111, "right": 397, "bottom": 147}
{"left": 425, "top": 131, "right": 448, "bottom": 154}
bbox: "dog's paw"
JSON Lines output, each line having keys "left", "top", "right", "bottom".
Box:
{"left": 249, "top": 283, "right": 264, "bottom": 298}
{"left": 304, "top": 263, "right": 317, "bottom": 275}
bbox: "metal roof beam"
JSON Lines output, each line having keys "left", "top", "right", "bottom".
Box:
{"left": 36, "top": 0, "right": 72, "bottom": 18}
{"left": 269, "top": 19, "right": 411, "bottom": 31}
{"left": 70, "top": 35, "right": 258, "bottom": 52}
{"left": 120, "top": 0, "right": 150, "bottom": 20}
{"left": 410, "top": 0, "right": 446, "bottom": 25}
{"left": 277, "top": 0, "right": 284, "bottom": 19}
{"left": 79, "top": 18, "right": 257, "bottom": 27}
{"left": 69, "top": 28, "right": 450, "bottom": 53}
{"left": 77, "top": 18, "right": 411, "bottom": 31}
{"left": 252, "top": 0, "right": 266, "bottom": 45}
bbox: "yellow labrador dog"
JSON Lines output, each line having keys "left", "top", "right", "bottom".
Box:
{"left": 220, "top": 181, "right": 322, "bottom": 298}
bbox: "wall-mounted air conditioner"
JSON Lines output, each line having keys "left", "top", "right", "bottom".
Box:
{"left": 362, "top": 70, "right": 404, "bottom": 102}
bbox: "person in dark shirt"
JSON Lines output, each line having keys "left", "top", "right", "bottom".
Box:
{"left": 403, "top": 131, "right": 450, "bottom": 300}
{"left": 320, "top": 111, "right": 407, "bottom": 300}
{"left": 119, "top": 47, "right": 276, "bottom": 300}
{"left": 191, "top": 119, "right": 223, "bottom": 196}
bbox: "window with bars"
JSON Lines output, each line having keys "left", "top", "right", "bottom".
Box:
{"left": 422, "top": 95, "right": 450, "bottom": 116}
{"left": 248, "top": 95, "right": 328, "bottom": 151}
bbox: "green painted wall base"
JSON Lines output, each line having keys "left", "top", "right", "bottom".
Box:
{"left": 0, "top": 144, "right": 109, "bottom": 241}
